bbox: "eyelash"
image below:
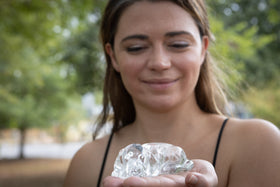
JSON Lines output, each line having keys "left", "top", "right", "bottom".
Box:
{"left": 126, "top": 42, "right": 190, "bottom": 53}
{"left": 170, "top": 43, "right": 189, "bottom": 48}
{"left": 126, "top": 46, "right": 147, "bottom": 52}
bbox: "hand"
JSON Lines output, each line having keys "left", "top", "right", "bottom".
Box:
{"left": 184, "top": 159, "right": 218, "bottom": 187}
{"left": 103, "top": 159, "right": 218, "bottom": 187}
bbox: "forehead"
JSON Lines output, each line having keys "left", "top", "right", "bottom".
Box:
{"left": 114, "top": 1, "right": 200, "bottom": 41}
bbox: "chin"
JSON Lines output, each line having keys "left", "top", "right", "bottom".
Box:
{"left": 144, "top": 99, "right": 180, "bottom": 113}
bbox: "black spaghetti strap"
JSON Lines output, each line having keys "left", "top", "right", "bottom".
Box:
{"left": 212, "top": 118, "right": 229, "bottom": 168}
{"left": 97, "top": 131, "right": 114, "bottom": 187}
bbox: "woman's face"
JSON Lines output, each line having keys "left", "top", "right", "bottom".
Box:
{"left": 106, "top": 1, "right": 208, "bottom": 112}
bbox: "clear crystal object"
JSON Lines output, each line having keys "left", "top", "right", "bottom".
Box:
{"left": 111, "top": 143, "right": 194, "bottom": 179}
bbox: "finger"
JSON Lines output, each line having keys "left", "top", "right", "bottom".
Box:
{"left": 185, "top": 159, "right": 217, "bottom": 187}
{"left": 103, "top": 176, "right": 124, "bottom": 187}
{"left": 185, "top": 172, "right": 218, "bottom": 187}
{"left": 191, "top": 160, "right": 216, "bottom": 175}
{"left": 161, "top": 174, "right": 186, "bottom": 186}
{"left": 123, "top": 175, "right": 186, "bottom": 187}
{"left": 185, "top": 173, "right": 198, "bottom": 186}
{"left": 123, "top": 176, "right": 147, "bottom": 186}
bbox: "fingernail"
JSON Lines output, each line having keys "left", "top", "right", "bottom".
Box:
{"left": 189, "top": 174, "right": 198, "bottom": 184}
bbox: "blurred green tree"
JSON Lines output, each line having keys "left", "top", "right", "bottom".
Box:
{"left": 0, "top": 0, "right": 99, "bottom": 158}
{"left": 243, "top": 82, "right": 280, "bottom": 126}
{"left": 208, "top": 0, "right": 280, "bottom": 126}
{"left": 209, "top": 0, "right": 280, "bottom": 87}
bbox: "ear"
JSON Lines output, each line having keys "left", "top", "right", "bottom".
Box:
{"left": 200, "top": 36, "right": 209, "bottom": 64}
{"left": 105, "top": 43, "right": 120, "bottom": 72}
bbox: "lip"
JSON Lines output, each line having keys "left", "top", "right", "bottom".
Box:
{"left": 142, "top": 78, "right": 179, "bottom": 90}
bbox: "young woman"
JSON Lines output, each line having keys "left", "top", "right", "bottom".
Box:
{"left": 64, "top": 0, "right": 280, "bottom": 186}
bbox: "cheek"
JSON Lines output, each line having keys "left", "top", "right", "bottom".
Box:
{"left": 119, "top": 62, "right": 140, "bottom": 80}
{"left": 175, "top": 53, "right": 202, "bottom": 90}
{"left": 117, "top": 54, "right": 145, "bottom": 76}
{"left": 175, "top": 52, "right": 202, "bottom": 74}
{"left": 117, "top": 58, "right": 144, "bottom": 92}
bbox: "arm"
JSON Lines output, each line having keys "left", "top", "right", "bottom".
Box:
{"left": 63, "top": 141, "right": 105, "bottom": 187}
{"left": 228, "top": 119, "right": 280, "bottom": 187}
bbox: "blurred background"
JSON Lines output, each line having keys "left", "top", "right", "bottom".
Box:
{"left": 0, "top": 0, "right": 279, "bottom": 186}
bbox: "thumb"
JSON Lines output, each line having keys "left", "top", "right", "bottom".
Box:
{"left": 185, "top": 172, "right": 218, "bottom": 187}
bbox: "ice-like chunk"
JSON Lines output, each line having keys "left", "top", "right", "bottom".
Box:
{"left": 111, "top": 143, "right": 193, "bottom": 179}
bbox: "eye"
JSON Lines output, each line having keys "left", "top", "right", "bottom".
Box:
{"left": 126, "top": 45, "right": 147, "bottom": 53}
{"left": 169, "top": 42, "right": 190, "bottom": 49}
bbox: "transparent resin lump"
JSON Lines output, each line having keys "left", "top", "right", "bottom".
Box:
{"left": 111, "top": 143, "right": 194, "bottom": 179}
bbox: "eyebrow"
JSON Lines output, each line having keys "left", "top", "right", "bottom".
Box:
{"left": 121, "top": 31, "right": 193, "bottom": 43}
{"left": 165, "top": 31, "right": 193, "bottom": 38}
{"left": 121, "top": 34, "right": 148, "bottom": 43}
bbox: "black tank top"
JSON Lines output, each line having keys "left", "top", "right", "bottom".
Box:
{"left": 97, "top": 118, "right": 229, "bottom": 187}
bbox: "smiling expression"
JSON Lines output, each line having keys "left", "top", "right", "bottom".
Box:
{"left": 106, "top": 1, "right": 208, "bottom": 112}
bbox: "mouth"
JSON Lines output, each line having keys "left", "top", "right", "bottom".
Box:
{"left": 142, "top": 78, "right": 179, "bottom": 89}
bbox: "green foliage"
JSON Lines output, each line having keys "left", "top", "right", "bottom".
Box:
{"left": 208, "top": 0, "right": 280, "bottom": 123}
{"left": 0, "top": 0, "right": 92, "bottom": 131}
{"left": 242, "top": 82, "right": 280, "bottom": 128}
{"left": 209, "top": 15, "right": 256, "bottom": 99}
{"left": 62, "top": 22, "right": 105, "bottom": 93}
{"left": 208, "top": 0, "right": 280, "bottom": 87}
{"left": 0, "top": 42, "right": 70, "bottom": 130}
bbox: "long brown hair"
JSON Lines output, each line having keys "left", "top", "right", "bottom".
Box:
{"left": 93, "top": 0, "right": 227, "bottom": 139}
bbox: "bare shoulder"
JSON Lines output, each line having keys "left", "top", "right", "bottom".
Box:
{"left": 228, "top": 118, "right": 280, "bottom": 156}
{"left": 230, "top": 118, "right": 279, "bottom": 137}
{"left": 63, "top": 135, "right": 111, "bottom": 187}
{"left": 227, "top": 118, "right": 280, "bottom": 186}
{"left": 229, "top": 118, "right": 279, "bottom": 146}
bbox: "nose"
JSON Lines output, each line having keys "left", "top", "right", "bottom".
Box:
{"left": 147, "top": 45, "right": 171, "bottom": 71}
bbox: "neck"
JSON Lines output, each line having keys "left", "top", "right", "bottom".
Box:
{"left": 131, "top": 98, "right": 205, "bottom": 144}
